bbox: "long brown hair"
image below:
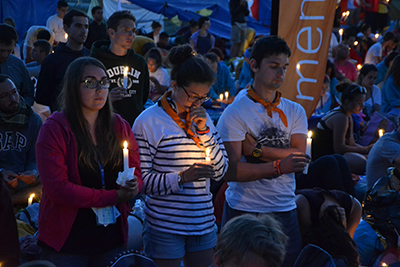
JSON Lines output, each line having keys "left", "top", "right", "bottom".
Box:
{"left": 61, "top": 57, "right": 122, "bottom": 170}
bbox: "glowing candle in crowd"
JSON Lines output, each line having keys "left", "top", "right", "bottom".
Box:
{"left": 123, "top": 141, "right": 129, "bottom": 174}
{"left": 379, "top": 129, "right": 384, "bottom": 138}
{"left": 64, "top": 33, "right": 68, "bottom": 40}
{"left": 28, "top": 193, "right": 35, "bottom": 207}
{"left": 205, "top": 148, "right": 211, "bottom": 162}
{"left": 205, "top": 148, "right": 211, "bottom": 193}
{"left": 219, "top": 94, "right": 223, "bottom": 102}
{"left": 225, "top": 91, "right": 229, "bottom": 101}
{"left": 375, "top": 33, "right": 380, "bottom": 40}
{"left": 304, "top": 131, "right": 312, "bottom": 174}
{"left": 123, "top": 67, "right": 129, "bottom": 88}
{"left": 339, "top": 29, "right": 343, "bottom": 43}
{"left": 341, "top": 12, "right": 346, "bottom": 20}
{"left": 357, "top": 64, "right": 362, "bottom": 70}
{"left": 354, "top": 41, "right": 358, "bottom": 46}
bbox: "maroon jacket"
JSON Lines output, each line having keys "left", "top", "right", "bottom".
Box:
{"left": 36, "top": 112, "right": 142, "bottom": 251}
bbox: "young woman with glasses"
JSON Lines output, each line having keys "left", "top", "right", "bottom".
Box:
{"left": 133, "top": 44, "right": 228, "bottom": 267}
{"left": 36, "top": 57, "right": 142, "bottom": 266}
{"left": 312, "top": 82, "right": 374, "bottom": 175}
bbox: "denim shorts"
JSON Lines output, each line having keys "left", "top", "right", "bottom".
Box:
{"left": 143, "top": 222, "right": 217, "bottom": 259}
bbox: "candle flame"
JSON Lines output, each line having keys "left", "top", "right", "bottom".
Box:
{"left": 357, "top": 64, "right": 362, "bottom": 70}
{"left": 379, "top": 129, "right": 384, "bottom": 137}
{"left": 219, "top": 94, "right": 223, "bottom": 100}
{"left": 124, "top": 141, "right": 128, "bottom": 149}
{"left": 354, "top": 41, "right": 358, "bottom": 46}
{"left": 375, "top": 33, "right": 379, "bottom": 39}
{"left": 124, "top": 67, "right": 128, "bottom": 76}
{"left": 382, "top": 263, "right": 388, "bottom": 267}
{"left": 339, "top": 29, "right": 343, "bottom": 35}
{"left": 346, "top": 11, "right": 350, "bottom": 16}
{"left": 225, "top": 91, "right": 229, "bottom": 99}
{"left": 65, "top": 33, "right": 68, "bottom": 40}
{"left": 342, "top": 12, "right": 346, "bottom": 17}
{"left": 308, "top": 131, "right": 313, "bottom": 138}
{"left": 29, "top": 193, "right": 35, "bottom": 199}
{"left": 206, "top": 147, "right": 210, "bottom": 157}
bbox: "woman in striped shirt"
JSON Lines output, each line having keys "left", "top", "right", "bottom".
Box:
{"left": 133, "top": 44, "right": 228, "bottom": 267}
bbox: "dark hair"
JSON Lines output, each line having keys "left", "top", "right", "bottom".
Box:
{"left": 168, "top": 44, "right": 214, "bottom": 88}
{"left": 357, "top": 64, "right": 378, "bottom": 84}
{"left": 215, "top": 214, "right": 287, "bottom": 267}
{"left": 33, "top": 40, "right": 51, "bottom": 55}
{"left": 142, "top": 42, "right": 156, "bottom": 57}
{"left": 189, "top": 19, "right": 198, "bottom": 28}
{"left": 198, "top": 16, "right": 210, "bottom": 29}
{"left": 344, "top": 27, "right": 357, "bottom": 41}
{"left": 37, "top": 29, "right": 51, "bottom": 41}
{"left": 384, "top": 51, "right": 399, "bottom": 67}
{"left": 62, "top": 57, "right": 122, "bottom": 170}
{"left": 359, "top": 23, "right": 371, "bottom": 34}
{"left": 386, "top": 55, "right": 400, "bottom": 88}
{"left": 63, "top": 9, "right": 89, "bottom": 28}
{"left": 204, "top": 52, "right": 219, "bottom": 63}
{"left": 159, "top": 32, "right": 169, "bottom": 40}
{"left": 250, "top": 36, "right": 291, "bottom": 78}
{"left": 91, "top": 6, "right": 102, "bottom": 15}
{"left": 336, "top": 82, "right": 366, "bottom": 104}
{"left": 323, "top": 74, "right": 331, "bottom": 84}
{"left": 383, "top": 31, "right": 395, "bottom": 42}
{"left": 208, "top": 47, "right": 224, "bottom": 60}
{"left": 151, "top": 21, "right": 162, "bottom": 29}
{"left": 57, "top": 0, "right": 68, "bottom": 9}
{"left": 0, "top": 24, "right": 18, "bottom": 45}
{"left": 0, "top": 74, "right": 11, "bottom": 84}
{"left": 145, "top": 47, "right": 163, "bottom": 69}
{"left": 3, "top": 17, "right": 16, "bottom": 28}
{"left": 304, "top": 206, "right": 359, "bottom": 267}
{"left": 107, "top": 10, "right": 136, "bottom": 31}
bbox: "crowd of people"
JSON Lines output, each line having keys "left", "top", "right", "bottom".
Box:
{"left": 2, "top": 0, "right": 400, "bottom": 266}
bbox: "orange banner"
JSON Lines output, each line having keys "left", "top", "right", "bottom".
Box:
{"left": 278, "top": 0, "right": 337, "bottom": 118}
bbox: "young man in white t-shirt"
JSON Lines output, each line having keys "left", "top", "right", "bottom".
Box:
{"left": 46, "top": 0, "right": 68, "bottom": 44}
{"left": 217, "top": 36, "right": 310, "bottom": 267}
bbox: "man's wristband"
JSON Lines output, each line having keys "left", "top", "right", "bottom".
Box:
{"left": 276, "top": 159, "right": 282, "bottom": 176}
{"left": 196, "top": 126, "right": 210, "bottom": 135}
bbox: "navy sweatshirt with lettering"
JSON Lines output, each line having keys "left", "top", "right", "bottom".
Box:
{"left": 91, "top": 40, "right": 149, "bottom": 126}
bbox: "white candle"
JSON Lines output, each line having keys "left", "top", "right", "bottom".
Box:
{"left": 219, "top": 94, "right": 223, "bottom": 102}
{"left": 304, "top": 131, "right": 312, "bottom": 174}
{"left": 123, "top": 67, "right": 129, "bottom": 88}
{"left": 64, "top": 33, "right": 68, "bottom": 40}
{"left": 123, "top": 141, "right": 129, "bottom": 174}
{"left": 339, "top": 29, "right": 343, "bottom": 43}
{"left": 205, "top": 148, "right": 211, "bottom": 193}
{"left": 28, "top": 193, "right": 35, "bottom": 207}
{"left": 379, "top": 129, "right": 384, "bottom": 138}
{"left": 225, "top": 91, "right": 229, "bottom": 101}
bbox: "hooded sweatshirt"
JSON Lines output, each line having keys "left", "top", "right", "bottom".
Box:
{"left": 90, "top": 40, "right": 149, "bottom": 126}
{"left": 35, "top": 43, "right": 90, "bottom": 112}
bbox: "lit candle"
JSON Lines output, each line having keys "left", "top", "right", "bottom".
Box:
{"left": 379, "top": 129, "right": 384, "bottom": 138}
{"left": 375, "top": 33, "right": 380, "bottom": 40}
{"left": 304, "top": 131, "right": 312, "bottom": 174}
{"left": 28, "top": 193, "right": 35, "bottom": 207}
{"left": 346, "top": 11, "right": 350, "bottom": 20}
{"left": 123, "top": 141, "right": 129, "bottom": 174}
{"left": 123, "top": 67, "right": 129, "bottom": 88}
{"left": 341, "top": 12, "right": 346, "bottom": 20}
{"left": 354, "top": 41, "right": 358, "bottom": 46}
{"left": 205, "top": 148, "right": 210, "bottom": 193}
{"left": 225, "top": 91, "right": 229, "bottom": 101}
{"left": 64, "top": 33, "right": 68, "bottom": 40}
{"left": 357, "top": 64, "right": 362, "bottom": 70}
{"left": 219, "top": 94, "right": 223, "bottom": 102}
{"left": 339, "top": 29, "right": 343, "bottom": 43}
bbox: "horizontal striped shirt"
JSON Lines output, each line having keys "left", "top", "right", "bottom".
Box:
{"left": 133, "top": 101, "right": 228, "bottom": 235}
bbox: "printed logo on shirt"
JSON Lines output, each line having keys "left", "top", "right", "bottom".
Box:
{"left": 106, "top": 66, "right": 141, "bottom": 89}
{"left": 0, "top": 132, "right": 27, "bottom": 152}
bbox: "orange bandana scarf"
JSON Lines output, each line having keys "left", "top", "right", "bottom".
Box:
{"left": 160, "top": 91, "right": 201, "bottom": 148}
{"left": 247, "top": 87, "right": 288, "bottom": 127}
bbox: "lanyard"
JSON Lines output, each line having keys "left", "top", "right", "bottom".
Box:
{"left": 98, "top": 160, "right": 105, "bottom": 188}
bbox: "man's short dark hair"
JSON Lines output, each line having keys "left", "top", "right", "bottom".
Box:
{"left": 250, "top": 36, "right": 291, "bottom": 72}
{"left": 0, "top": 74, "right": 11, "bottom": 84}
{"left": 159, "top": 32, "right": 169, "bottom": 40}
{"left": 57, "top": 0, "right": 68, "bottom": 9}
{"left": 63, "top": 9, "right": 89, "bottom": 28}
{"left": 37, "top": 29, "right": 51, "bottom": 41}
{"left": 91, "top": 6, "right": 102, "bottom": 15}
{"left": 33, "top": 40, "right": 52, "bottom": 55}
{"left": 383, "top": 31, "right": 396, "bottom": 42}
{"left": 189, "top": 19, "right": 198, "bottom": 29}
{"left": 107, "top": 11, "right": 136, "bottom": 31}
{"left": 198, "top": 16, "right": 210, "bottom": 29}
{"left": 0, "top": 24, "right": 18, "bottom": 45}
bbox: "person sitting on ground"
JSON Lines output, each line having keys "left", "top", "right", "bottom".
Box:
{"left": 157, "top": 31, "right": 171, "bottom": 52}
{"left": 357, "top": 64, "right": 380, "bottom": 121}
{"left": 312, "top": 82, "right": 374, "bottom": 174}
{"left": 204, "top": 52, "right": 236, "bottom": 104}
{"left": 189, "top": 16, "right": 215, "bottom": 55}
{"left": 236, "top": 47, "right": 252, "bottom": 91}
{"left": 23, "top": 26, "right": 54, "bottom": 64}
{"left": 213, "top": 214, "right": 287, "bottom": 267}
{"left": 334, "top": 43, "right": 358, "bottom": 82}
{"left": 376, "top": 51, "right": 399, "bottom": 87}
{"left": 0, "top": 75, "right": 42, "bottom": 205}
{"left": 314, "top": 74, "right": 335, "bottom": 115}
{"left": 366, "top": 115, "right": 400, "bottom": 190}
{"left": 145, "top": 47, "right": 169, "bottom": 102}
{"left": 365, "top": 31, "right": 396, "bottom": 65}
{"left": 382, "top": 55, "right": 400, "bottom": 115}
{"left": 296, "top": 188, "right": 361, "bottom": 267}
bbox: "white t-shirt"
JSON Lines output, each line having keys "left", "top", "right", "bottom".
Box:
{"left": 364, "top": 42, "right": 382, "bottom": 65}
{"left": 46, "top": 14, "right": 67, "bottom": 43}
{"left": 149, "top": 67, "right": 170, "bottom": 86}
{"left": 216, "top": 93, "right": 308, "bottom": 213}
{"left": 363, "top": 84, "right": 381, "bottom": 119}
{"left": 23, "top": 26, "right": 55, "bottom": 60}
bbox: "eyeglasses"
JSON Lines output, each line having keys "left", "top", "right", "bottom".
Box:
{"left": 350, "top": 86, "right": 367, "bottom": 94}
{"left": 0, "top": 89, "right": 19, "bottom": 102}
{"left": 80, "top": 77, "right": 110, "bottom": 90}
{"left": 181, "top": 85, "right": 210, "bottom": 103}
